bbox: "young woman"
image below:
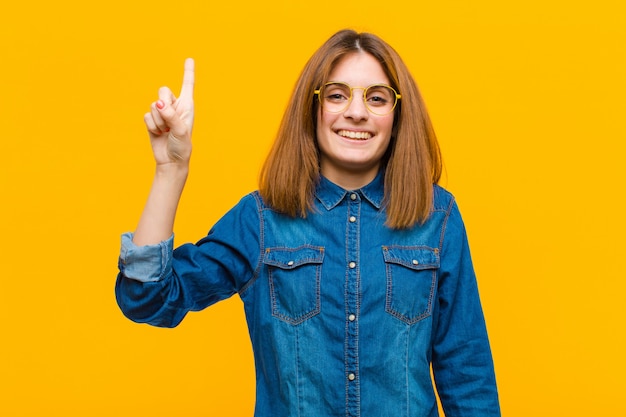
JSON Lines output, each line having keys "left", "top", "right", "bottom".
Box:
{"left": 116, "top": 29, "right": 501, "bottom": 416}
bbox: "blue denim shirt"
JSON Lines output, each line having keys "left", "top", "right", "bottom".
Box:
{"left": 116, "top": 173, "right": 500, "bottom": 416}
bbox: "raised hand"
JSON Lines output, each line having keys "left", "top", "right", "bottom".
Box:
{"left": 132, "top": 58, "right": 196, "bottom": 246}
{"left": 144, "top": 58, "right": 195, "bottom": 166}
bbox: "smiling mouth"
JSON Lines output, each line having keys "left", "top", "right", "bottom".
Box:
{"left": 337, "top": 130, "right": 373, "bottom": 140}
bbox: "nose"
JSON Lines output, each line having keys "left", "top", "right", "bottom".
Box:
{"left": 343, "top": 90, "right": 369, "bottom": 121}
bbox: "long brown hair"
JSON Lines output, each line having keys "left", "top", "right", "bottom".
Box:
{"left": 259, "top": 29, "right": 442, "bottom": 229}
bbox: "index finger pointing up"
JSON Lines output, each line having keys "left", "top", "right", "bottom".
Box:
{"left": 180, "top": 57, "right": 195, "bottom": 98}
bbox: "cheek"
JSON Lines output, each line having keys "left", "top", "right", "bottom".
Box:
{"left": 317, "top": 109, "right": 334, "bottom": 130}
{"left": 378, "top": 118, "right": 395, "bottom": 154}
{"left": 379, "top": 116, "right": 395, "bottom": 138}
{"left": 316, "top": 111, "right": 339, "bottom": 142}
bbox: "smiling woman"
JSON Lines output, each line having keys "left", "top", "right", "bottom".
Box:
{"left": 115, "top": 29, "right": 501, "bottom": 417}
{"left": 260, "top": 31, "right": 442, "bottom": 229}
{"left": 315, "top": 53, "right": 396, "bottom": 190}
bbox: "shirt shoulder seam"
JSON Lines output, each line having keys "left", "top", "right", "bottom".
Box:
{"left": 239, "top": 191, "right": 265, "bottom": 295}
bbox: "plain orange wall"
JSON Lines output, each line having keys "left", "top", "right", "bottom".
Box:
{"left": 1, "top": 0, "right": 625, "bottom": 415}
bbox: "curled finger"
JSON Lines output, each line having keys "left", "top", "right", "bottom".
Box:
{"left": 144, "top": 111, "right": 165, "bottom": 136}
{"left": 149, "top": 101, "right": 170, "bottom": 134}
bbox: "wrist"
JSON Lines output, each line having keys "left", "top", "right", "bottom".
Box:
{"left": 154, "top": 162, "right": 189, "bottom": 179}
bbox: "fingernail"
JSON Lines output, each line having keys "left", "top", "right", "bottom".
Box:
{"left": 156, "top": 100, "right": 165, "bottom": 109}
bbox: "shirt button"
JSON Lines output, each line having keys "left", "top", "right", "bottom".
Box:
{"left": 349, "top": 216, "right": 356, "bottom": 223}
{"left": 348, "top": 373, "right": 356, "bottom": 381}
{"left": 350, "top": 193, "right": 357, "bottom": 200}
{"left": 349, "top": 262, "right": 356, "bottom": 269}
{"left": 287, "top": 260, "right": 295, "bottom": 266}
{"left": 348, "top": 314, "right": 356, "bottom": 322}
{"left": 412, "top": 259, "right": 419, "bottom": 265}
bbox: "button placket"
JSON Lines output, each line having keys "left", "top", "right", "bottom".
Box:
{"left": 345, "top": 190, "right": 361, "bottom": 410}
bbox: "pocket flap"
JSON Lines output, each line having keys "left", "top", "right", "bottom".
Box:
{"left": 382, "top": 246, "right": 440, "bottom": 270}
{"left": 263, "top": 246, "right": 325, "bottom": 269}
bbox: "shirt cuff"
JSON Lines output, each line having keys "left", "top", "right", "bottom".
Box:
{"left": 119, "top": 232, "right": 174, "bottom": 282}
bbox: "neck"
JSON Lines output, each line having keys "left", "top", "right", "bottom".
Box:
{"left": 320, "top": 164, "right": 379, "bottom": 190}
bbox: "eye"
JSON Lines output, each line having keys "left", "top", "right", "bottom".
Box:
{"left": 368, "top": 95, "right": 388, "bottom": 104}
{"left": 323, "top": 83, "right": 351, "bottom": 102}
{"left": 366, "top": 86, "right": 393, "bottom": 107}
{"left": 366, "top": 94, "right": 390, "bottom": 106}
{"left": 326, "top": 92, "right": 348, "bottom": 102}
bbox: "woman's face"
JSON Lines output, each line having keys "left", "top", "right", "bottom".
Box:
{"left": 316, "top": 52, "right": 395, "bottom": 189}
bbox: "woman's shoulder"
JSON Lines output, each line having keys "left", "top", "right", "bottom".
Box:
{"left": 227, "top": 190, "right": 287, "bottom": 218}
{"left": 227, "top": 191, "right": 265, "bottom": 210}
{"left": 432, "top": 183, "right": 456, "bottom": 212}
{"left": 211, "top": 192, "right": 264, "bottom": 226}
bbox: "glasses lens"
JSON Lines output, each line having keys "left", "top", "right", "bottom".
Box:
{"left": 321, "top": 83, "right": 351, "bottom": 113}
{"left": 318, "top": 83, "right": 398, "bottom": 115}
{"left": 365, "top": 85, "right": 397, "bottom": 115}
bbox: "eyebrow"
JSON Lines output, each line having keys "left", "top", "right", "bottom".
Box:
{"left": 325, "top": 82, "right": 393, "bottom": 88}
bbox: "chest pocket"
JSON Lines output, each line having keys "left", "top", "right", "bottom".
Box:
{"left": 264, "top": 246, "right": 325, "bottom": 325}
{"left": 383, "top": 245, "right": 439, "bottom": 325}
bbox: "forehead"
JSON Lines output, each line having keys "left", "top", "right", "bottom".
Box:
{"left": 328, "top": 52, "right": 390, "bottom": 86}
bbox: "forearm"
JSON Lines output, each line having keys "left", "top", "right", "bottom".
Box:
{"left": 133, "top": 164, "right": 189, "bottom": 246}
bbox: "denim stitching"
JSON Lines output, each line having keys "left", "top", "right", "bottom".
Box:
{"left": 354, "top": 193, "right": 362, "bottom": 417}
{"left": 343, "top": 191, "right": 362, "bottom": 416}
{"left": 238, "top": 192, "right": 265, "bottom": 295}
{"left": 266, "top": 246, "right": 323, "bottom": 325}
{"left": 439, "top": 196, "right": 456, "bottom": 251}
{"left": 405, "top": 324, "right": 410, "bottom": 417}
{"left": 295, "top": 325, "right": 302, "bottom": 417}
{"left": 383, "top": 245, "right": 439, "bottom": 325}
{"left": 159, "top": 239, "right": 169, "bottom": 281}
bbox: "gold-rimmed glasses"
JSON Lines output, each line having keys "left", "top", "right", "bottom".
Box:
{"left": 314, "top": 82, "right": 401, "bottom": 116}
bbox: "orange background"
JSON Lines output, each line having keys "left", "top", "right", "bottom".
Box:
{"left": 1, "top": 0, "right": 625, "bottom": 415}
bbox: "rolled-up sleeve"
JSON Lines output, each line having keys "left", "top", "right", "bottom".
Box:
{"left": 119, "top": 232, "right": 174, "bottom": 283}
{"left": 115, "top": 193, "right": 262, "bottom": 328}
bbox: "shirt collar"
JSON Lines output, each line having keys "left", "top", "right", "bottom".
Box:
{"left": 315, "top": 170, "right": 385, "bottom": 211}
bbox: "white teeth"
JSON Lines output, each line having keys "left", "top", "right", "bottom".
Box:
{"left": 337, "top": 130, "right": 372, "bottom": 140}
